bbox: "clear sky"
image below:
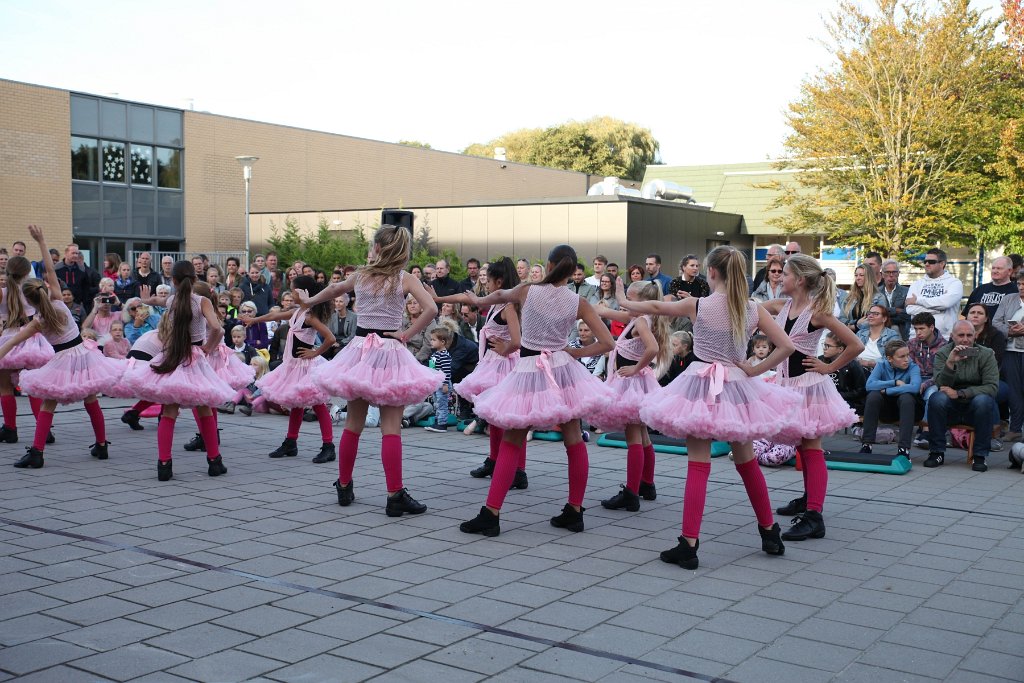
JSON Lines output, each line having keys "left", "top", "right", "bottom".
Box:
{"left": 0, "top": 0, "right": 1006, "bottom": 167}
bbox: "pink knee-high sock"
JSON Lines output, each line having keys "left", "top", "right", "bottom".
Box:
{"left": 338, "top": 429, "right": 360, "bottom": 484}
{"left": 29, "top": 396, "right": 42, "bottom": 418}
{"left": 32, "top": 410, "right": 54, "bottom": 452}
{"left": 642, "top": 444, "right": 656, "bottom": 484}
{"left": 735, "top": 458, "right": 774, "bottom": 527}
{"left": 802, "top": 448, "right": 828, "bottom": 513}
{"left": 566, "top": 441, "right": 589, "bottom": 507}
{"left": 287, "top": 408, "right": 304, "bottom": 440}
{"left": 798, "top": 447, "right": 808, "bottom": 489}
{"left": 625, "top": 443, "right": 644, "bottom": 494}
{"left": 518, "top": 441, "right": 527, "bottom": 471}
{"left": 485, "top": 438, "right": 522, "bottom": 510}
{"left": 131, "top": 400, "right": 154, "bottom": 413}
{"left": 1, "top": 394, "right": 17, "bottom": 429}
{"left": 197, "top": 414, "right": 220, "bottom": 459}
{"left": 488, "top": 426, "right": 503, "bottom": 461}
{"left": 157, "top": 417, "right": 176, "bottom": 462}
{"left": 681, "top": 461, "right": 712, "bottom": 539}
{"left": 84, "top": 400, "right": 106, "bottom": 444}
{"left": 312, "top": 404, "right": 333, "bottom": 442}
{"left": 380, "top": 434, "right": 403, "bottom": 492}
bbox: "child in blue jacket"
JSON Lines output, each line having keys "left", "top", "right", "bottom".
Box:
{"left": 860, "top": 339, "right": 923, "bottom": 456}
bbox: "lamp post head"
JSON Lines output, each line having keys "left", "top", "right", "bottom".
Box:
{"left": 235, "top": 155, "right": 259, "bottom": 180}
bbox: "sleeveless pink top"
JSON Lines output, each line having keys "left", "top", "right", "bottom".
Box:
{"left": 692, "top": 292, "right": 759, "bottom": 365}
{"left": 520, "top": 284, "right": 579, "bottom": 352}
{"left": 132, "top": 330, "right": 164, "bottom": 357}
{"left": 42, "top": 301, "right": 80, "bottom": 346}
{"left": 0, "top": 287, "right": 36, "bottom": 325}
{"left": 775, "top": 299, "right": 823, "bottom": 380}
{"left": 166, "top": 293, "right": 205, "bottom": 343}
{"left": 354, "top": 271, "right": 405, "bottom": 331}
{"left": 615, "top": 316, "right": 651, "bottom": 362}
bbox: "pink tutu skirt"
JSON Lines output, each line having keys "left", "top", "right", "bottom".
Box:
{"left": 473, "top": 350, "right": 616, "bottom": 430}
{"left": 209, "top": 345, "right": 256, "bottom": 391}
{"left": 454, "top": 350, "right": 520, "bottom": 403}
{"left": 105, "top": 357, "right": 147, "bottom": 399}
{"left": 772, "top": 372, "right": 858, "bottom": 445}
{"left": 119, "top": 346, "right": 235, "bottom": 408}
{"left": 0, "top": 329, "right": 54, "bottom": 371}
{"left": 589, "top": 366, "right": 661, "bottom": 432}
{"left": 312, "top": 333, "right": 443, "bottom": 406}
{"left": 640, "top": 361, "right": 802, "bottom": 442}
{"left": 257, "top": 356, "right": 329, "bottom": 408}
{"left": 19, "top": 344, "right": 125, "bottom": 404}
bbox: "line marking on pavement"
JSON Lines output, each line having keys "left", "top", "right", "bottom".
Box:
{"left": 0, "top": 516, "right": 739, "bottom": 683}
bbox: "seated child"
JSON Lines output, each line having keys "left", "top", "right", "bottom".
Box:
{"left": 227, "top": 324, "right": 259, "bottom": 364}
{"left": 236, "top": 355, "right": 269, "bottom": 416}
{"left": 860, "top": 339, "right": 922, "bottom": 457}
{"left": 661, "top": 330, "right": 693, "bottom": 387}
{"left": 103, "top": 321, "right": 130, "bottom": 359}
{"left": 819, "top": 331, "right": 867, "bottom": 415}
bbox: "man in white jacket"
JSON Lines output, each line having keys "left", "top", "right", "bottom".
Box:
{"left": 905, "top": 248, "right": 964, "bottom": 340}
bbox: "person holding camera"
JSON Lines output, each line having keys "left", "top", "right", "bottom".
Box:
{"left": 924, "top": 320, "right": 1000, "bottom": 471}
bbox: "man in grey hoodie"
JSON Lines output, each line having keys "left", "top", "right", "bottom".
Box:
{"left": 906, "top": 248, "right": 963, "bottom": 340}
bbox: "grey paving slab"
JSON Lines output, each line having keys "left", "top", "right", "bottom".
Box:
{"left": 1, "top": 401, "right": 1023, "bottom": 683}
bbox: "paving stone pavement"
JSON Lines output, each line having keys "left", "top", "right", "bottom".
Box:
{"left": 0, "top": 396, "right": 1022, "bottom": 682}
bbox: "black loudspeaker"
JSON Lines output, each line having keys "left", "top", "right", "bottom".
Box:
{"left": 381, "top": 210, "right": 414, "bottom": 232}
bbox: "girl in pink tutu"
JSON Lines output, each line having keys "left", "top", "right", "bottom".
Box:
{"left": 459, "top": 245, "right": 615, "bottom": 537}
{"left": 246, "top": 275, "right": 337, "bottom": 464}
{"left": 297, "top": 225, "right": 443, "bottom": 517}
{"left": 621, "top": 245, "right": 799, "bottom": 570}
{"left": 432, "top": 257, "right": 527, "bottom": 486}
{"left": 0, "top": 254, "right": 54, "bottom": 445}
{"left": 120, "top": 260, "right": 234, "bottom": 481}
{"left": 758, "top": 254, "right": 864, "bottom": 542}
{"left": 591, "top": 279, "right": 671, "bottom": 512}
{"left": 0, "top": 226, "right": 120, "bottom": 468}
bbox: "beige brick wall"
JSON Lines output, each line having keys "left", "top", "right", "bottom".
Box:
{"left": 184, "top": 112, "right": 591, "bottom": 257}
{"left": 0, "top": 80, "right": 72, "bottom": 250}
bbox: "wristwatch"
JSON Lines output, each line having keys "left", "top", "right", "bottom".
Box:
{"left": 956, "top": 389, "right": 967, "bottom": 400}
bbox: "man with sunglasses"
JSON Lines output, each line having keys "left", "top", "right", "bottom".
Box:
{"left": 905, "top": 248, "right": 963, "bottom": 340}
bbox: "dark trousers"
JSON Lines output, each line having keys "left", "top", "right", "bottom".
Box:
{"left": 862, "top": 391, "right": 922, "bottom": 450}
{"left": 927, "top": 392, "right": 997, "bottom": 458}
{"left": 1003, "top": 352, "right": 1024, "bottom": 432}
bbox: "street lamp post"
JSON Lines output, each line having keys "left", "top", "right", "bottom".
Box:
{"left": 235, "top": 155, "right": 259, "bottom": 265}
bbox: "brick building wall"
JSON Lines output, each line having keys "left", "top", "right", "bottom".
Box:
{"left": 0, "top": 80, "right": 73, "bottom": 250}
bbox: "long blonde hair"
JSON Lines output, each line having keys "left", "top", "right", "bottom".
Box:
{"left": 4, "top": 257, "right": 32, "bottom": 329}
{"left": 21, "top": 279, "right": 65, "bottom": 336}
{"left": 628, "top": 281, "right": 672, "bottom": 378}
{"left": 359, "top": 225, "right": 410, "bottom": 292}
{"left": 785, "top": 254, "right": 836, "bottom": 317}
{"left": 704, "top": 246, "right": 749, "bottom": 350}
{"left": 843, "top": 263, "right": 878, "bottom": 320}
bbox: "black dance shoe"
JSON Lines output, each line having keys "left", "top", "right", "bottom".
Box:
{"left": 460, "top": 506, "right": 500, "bottom": 536}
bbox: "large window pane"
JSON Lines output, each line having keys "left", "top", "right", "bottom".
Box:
{"left": 129, "top": 105, "right": 154, "bottom": 142}
{"left": 155, "top": 109, "right": 182, "bottom": 146}
{"left": 71, "top": 137, "right": 98, "bottom": 181}
{"left": 72, "top": 184, "right": 102, "bottom": 233}
{"left": 102, "top": 141, "right": 126, "bottom": 183}
{"left": 131, "top": 145, "right": 154, "bottom": 186}
{"left": 157, "top": 191, "right": 183, "bottom": 237}
{"left": 103, "top": 186, "right": 128, "bottom": 234}
{"left": 133, "top": 188, "right": 156, "bottom": 235}
{"left": 156, "top": 147, "right": 181, "bottom": 188}
{"left": 100, "top": 100, "right": 127, "bottom": 138}
{"left": 71, "top": 95, "right": 99, "bottom": 135}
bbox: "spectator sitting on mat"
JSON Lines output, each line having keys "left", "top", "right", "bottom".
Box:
{"left": 860, "top": 339, "right": 922, "bottom": 458}
{"left": 908, "top": 312, "right": 946, "bottom": 448}
{"left": 819, "top": 331, "right": 867, "bottom": 415}
{"left": 924, "top": 320, "right": 1000, "bottom": 472}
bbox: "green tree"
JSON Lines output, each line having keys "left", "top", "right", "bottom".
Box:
{"left": 463, "top": 117, "right": 660, "bottom": 180}
{"left": 768, "top": 0, "right": 1023, "bottom": 257}
{"left": 398, "top": 140, "right": 432, "bottom": 149}
{"left": 266, "top": 216, "right": 371, "bottom": 272}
